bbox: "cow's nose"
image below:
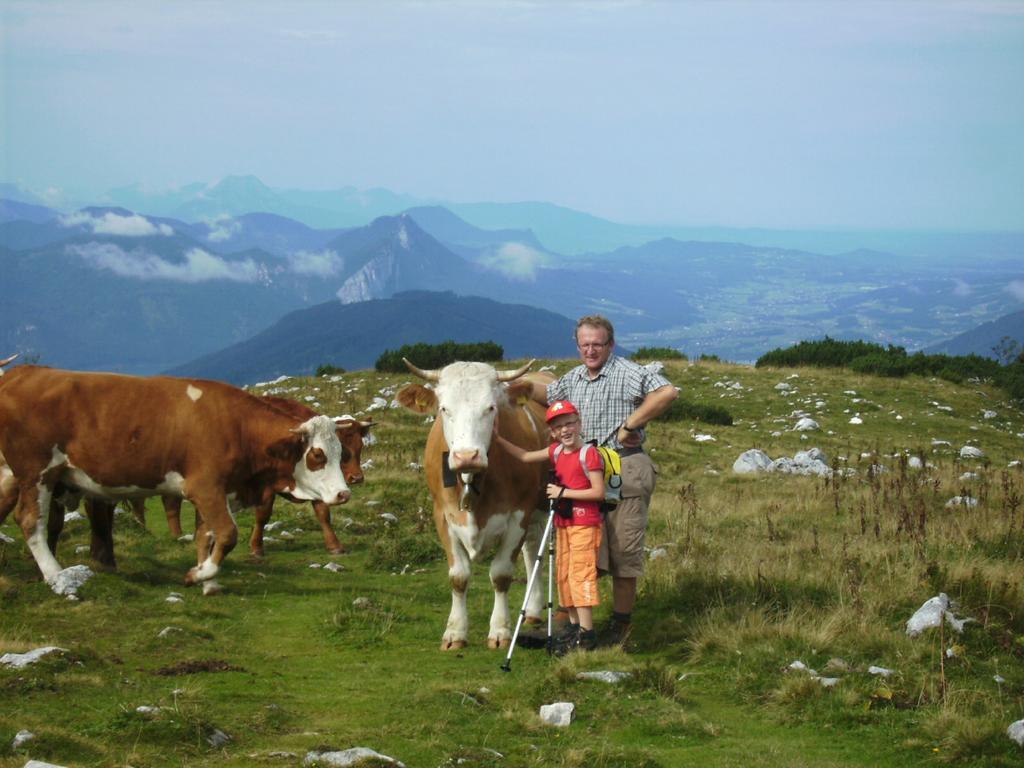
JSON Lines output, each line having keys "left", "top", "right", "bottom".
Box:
{"left": 335, "top": 489, "right": 351, "bottom": 505}
{"left": 452, "top": 449, "right": 480, "bottom": 467}
{"left": 346, "top": 471, "right": 364, "bottom": 485}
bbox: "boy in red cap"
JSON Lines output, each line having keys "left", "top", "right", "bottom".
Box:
{"left": 495, "top": 400, "right": 605, "bottom": 652}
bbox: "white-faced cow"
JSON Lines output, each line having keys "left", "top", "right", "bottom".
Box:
{"left": 131, "top": 396, "right": 373, "bottom": 556}
{"left": 398, "top": 358, "right": 553, "bottom": 650}
{"left": 0, "top": 361, "right": 351, "bottom": 593}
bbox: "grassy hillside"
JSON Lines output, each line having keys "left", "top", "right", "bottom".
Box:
{"left": 2, "top": 359, "right": 1023, "bottom": 767}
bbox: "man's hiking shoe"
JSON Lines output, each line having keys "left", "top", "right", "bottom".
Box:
{"left": 597, "top": 618, "right": 632, "bottom": 649}
{"left": 550, "top": 623, "right": 580, "bottom": 655}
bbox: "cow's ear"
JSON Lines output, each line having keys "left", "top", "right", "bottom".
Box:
{"left": 504, "top": 381, "right": 533, "bottom": 405}
{"left": 397, "top": 384, "right": 436, "bottom": 414}
{"left": 358, "top": 419, "right": 375, "bottom": 436}
{"left": 267, "top": 434, "right": 305, "bottom": 462}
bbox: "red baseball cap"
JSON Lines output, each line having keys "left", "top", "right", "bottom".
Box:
{"left": 545, "top": 400, "right": 579, "bottom": 423}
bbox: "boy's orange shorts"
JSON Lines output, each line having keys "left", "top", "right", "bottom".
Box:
{"left": 556, "top": 525, "right": 602, "bottom": 609}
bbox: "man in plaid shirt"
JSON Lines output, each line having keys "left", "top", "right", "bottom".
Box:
{"left": 536, "top": 315, "right": 678, "bottom": 647}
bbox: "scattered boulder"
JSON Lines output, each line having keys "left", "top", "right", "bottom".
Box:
{"left": 907, "top": 456, "right": 924, "bottom": 470}
{"left": 24, "top": 761, "right": 69, "bottom": 768}
{"left": 12, "top": 729, "right": 34, "bottom": 749}
{"left": 982, "top": 410, "right": 997, "bottom": 419}
{"left": 694, "top": 434, "right": 716, "bottom": 442}
{"left": 0, "top": 531, "right": 15, "bottom": 544}
{"left": 304, "top": 747, "right": 405, "bottom": 766}
{"left": 539, "top": 702, "right": 575, "bottom": 727}
{"left": 959, "top": 446, "right": 985, "bottom": 459}
{"left": 945, "top": 496, "right": 978, "bottom": 509}
{"left": 49, "top": 564, "right": 94, "bottom": 597}
{"left": 0, "top": 646, "right": 67, "bottom": 668}
{"left": 868, "top": 665, "right": 894, "bottom": 678}
{"left": 733, "top": 449, "right": 773, "bottom": 474}
{"left": 907, "top": 593, "right": 976, "bottom": 636}
{"left": 794, "top": 417, "right": 820, "bottom": 431}
{"left": 206, "top": 728, "right": 231, "bottom": 748}
{"left": 1008, "top": 719, "right": 1024, "bottom": 747}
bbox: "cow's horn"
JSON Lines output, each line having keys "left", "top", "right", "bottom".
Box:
{"left": 403, "top": 358, "right": 440, "bottom": 382}
{"left": 0, "top": 354, "right": 18, "bottom": 368}
{"left": 496, "top": 359, "right": 535, "bottom": 382}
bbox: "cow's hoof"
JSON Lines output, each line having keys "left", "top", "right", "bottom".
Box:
{"left": 249, "top": 548, "right": 265, "bottom": 560}
{"left": 184, "top": 568, "right": 198, "bottom": 586}
{"left": 326, "top": 545, "right": 346, "bottom": 555}
{"left": 524, "top": 615, "right": 543, "bottom": 626}
{"left": 488, "top": 637, "right": 511, "bottom": 650}
{"left": 440, "top": 638, "right": 468, "bottom": 651}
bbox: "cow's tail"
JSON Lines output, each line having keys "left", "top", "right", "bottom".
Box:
{"left": 0, "top": 354, "right": 18, "bottom": 377}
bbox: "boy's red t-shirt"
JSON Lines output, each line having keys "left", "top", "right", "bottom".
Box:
{"left": 548, "top": 442, "right": 603, "bottom": 528}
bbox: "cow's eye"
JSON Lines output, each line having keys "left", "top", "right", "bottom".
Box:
{"left": 342, "top": 446, "right": 352, "bottom": 462}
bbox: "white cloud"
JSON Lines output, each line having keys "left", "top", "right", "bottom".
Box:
{"left": 477, "top": 242, "right": 547, "bottom": 280}
{"left": 67, "top": 243, "right": 261, "bottom": 283}
{"left": 952, "top": 278, "right": 972, "bottom": 297}
{"left": 1007, "top": 280, "right": 1024, "bottom": 301}
{"left": 288, "top": 249, "right": 343, "bottom": 277}
{"left": 60, "top": 211, "right": 173, "bottom": 237}
{"left": 206, "top": 215, "right": 242, "bottom": 242}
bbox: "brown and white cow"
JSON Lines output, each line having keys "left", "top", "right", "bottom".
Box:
{"left": 398, "top": 358, "right": 553, "bottom": 650}
{"left": 0, "top": 362, "right": 351, "bottom": 593}
{"left": 131, "top": 396, "right": 373, "bottom": 556}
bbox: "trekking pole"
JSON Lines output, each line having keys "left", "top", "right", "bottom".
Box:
{"left": 546, "top": 498, "right": 555, "bottom": 655}
{"left": 501, "top": 499, "right": 556, "bottom": 672}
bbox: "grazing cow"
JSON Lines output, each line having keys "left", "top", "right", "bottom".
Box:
{"left": 0, "top": 362, "right": 351, "bottom": 593}
{"left": 398, "top": 358, "right": 553, "bottom": 650}
{"left": 130, "top": 399, "right": 373, "bottom": 556}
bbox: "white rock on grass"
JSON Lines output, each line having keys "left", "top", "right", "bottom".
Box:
{"left": 63, "top": 511, "right": 84, "bottom": 523}
{"left": 960, "top": 446, "right": 985, "bottom": 459}
{"left": 12, "top": 729, "right": 34, "bottom": 749}
{"left": 158, "top": 626, "right": 183, "bottom": 638}
{"left": 945, "top": 496, "right": 978, "bottom": 509}
{"left": 323, "top": 562, "right": 345, "bottom": 573}
{"left": 379, "top": 513, "right": 399, "bottom": 524}
{"left": 0, "top": 531, "right": 15, "bottom": 544}
{"left": 733, "top": 449, "right": 773, "bottom": 474}
{"left": 794, "top": 417, "right": 820, "bottom": 431}
{"left": 24, "top": 761, "right": 69, "bottom": 768}
{"left": 1008, "top": 719, "right": 1024, "bottom": 747}
{"left": 906, "top": 593, "right": 974, "bottom": 636}
{"left": 304, "top": 748, "right": 406, "bottom": 766}
{"left": 48, "top": 564, "right": 94, "bottom": 597}
{"left": 576, "top": 671, "right": 632, "bottom": 684}
{"left": 849, "top": 416, "right": 863, "bottom": 425}
{"left": 907, "top": 456, "right": 924, "bottom": 470}
{"left": 0, "top": 646, "right": 67, "bottom": 668}
{"left": 983, "top": 410, "right": 998, "bottom": 419}
{"left": 868, "top": 665, "right": 894, "bottom": 677}
{"left": 539, "top": 702, "right": 576, "bottom": 727}
{"left": 694, "top": 434, "right": 716, "bottom": 442}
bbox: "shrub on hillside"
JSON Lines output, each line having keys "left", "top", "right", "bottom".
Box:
{"left": 375, "top": 340, "right": 504, "bottom": 373}
{"left": 315, "top": 364, "right": 346, "bottom": 377}
{"left": 756, "top": 337, "right": 893, "bottom": 369}
{"left": 698, "top": 353, "right": 721, "bottom": 363}
{"left": 662, "top": 398, "right": 734, "bottom": 426}
{"left": 631, "top": 346, "right": 687, "bottom": 361}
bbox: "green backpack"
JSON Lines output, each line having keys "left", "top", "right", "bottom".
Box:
{"left": 552, "top": 441, "right": 623, "bottom": 512}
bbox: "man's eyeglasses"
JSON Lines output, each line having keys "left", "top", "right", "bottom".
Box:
{"left": 577, "top": 342, "right": 609, "bottom": 351}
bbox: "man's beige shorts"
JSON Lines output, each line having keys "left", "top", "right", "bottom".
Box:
{"left": 598, "top": 452, "right": 658, "bottom": 578}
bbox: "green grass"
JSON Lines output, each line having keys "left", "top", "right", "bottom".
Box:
{"left": 2, "top": 358, "right": 1023, "bottom": 766}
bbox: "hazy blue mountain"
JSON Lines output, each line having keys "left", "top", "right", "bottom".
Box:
{"left": 0, "top": 198, "right": 59, "bottom": 224}
{"left": 105, "top": 175, "right": 431, "bottom": 229}
{"left": 404, "top": 205, "right": 546, "bottom": 251}
{"left": 184, "top": 212, "right": 349, "bottom": 257}
{"left": 924, "top": 309, "right": 1024, "bottom": 359}
{"left": 165, "top": 290, "right": 579, "bottom": 385}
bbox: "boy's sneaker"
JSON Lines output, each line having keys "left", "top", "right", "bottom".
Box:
{"left": 550, "top": 623, "right": 579, "bottom": 654}
{"left": 596, "top": 617, "right": 632, "bottom": 649}
{"left": 554, "top": 627, "right": 597, "bottom": 656}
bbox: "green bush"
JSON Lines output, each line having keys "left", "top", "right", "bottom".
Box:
{"left": 698, "top": 353, "right": 721, "bottom": 363}
{"left": 375, "top": 340, "right": 504, "bottom": 373}
{"left": 662, "top": 398, "right": 734, "bottom": 426}
{"left": 315, "top": 364, "right": 346, "bottom": 377}
{"left": 631, "top": 346, "right": 687, "bottom": 361}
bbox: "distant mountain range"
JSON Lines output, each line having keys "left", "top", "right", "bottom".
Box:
{"left": 0, "top": 187, "right": 1020, "bottom": 376}
{"left": 924, "top": 309, "right": 1024, "bottom": 360}
{"left": 165, "top": 291, "right": 578, "bottom": 384}
{"left": 5, "top": 175, "right": 1024, "bottom": 259}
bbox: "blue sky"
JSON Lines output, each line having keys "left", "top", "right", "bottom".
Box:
{"left": 2, "top": 0, "right": 1022, "bottom": 229}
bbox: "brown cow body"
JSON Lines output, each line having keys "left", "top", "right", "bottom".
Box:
{"left": 0, "top": 364, "right": 351, "bottom": 592}
{"left": 130, "top": 397, "right": 372, "bottom": 556}
{"left": 399, "top": 360, "right": 552, "bottom": 649}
